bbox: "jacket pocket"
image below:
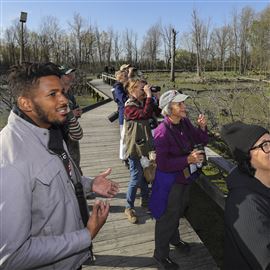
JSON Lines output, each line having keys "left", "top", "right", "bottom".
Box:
{"left": 36, "top": 158, "right": 62, "bottom": 186}
{"left": 34, "top": 159, "right": 64, "bottom": 209}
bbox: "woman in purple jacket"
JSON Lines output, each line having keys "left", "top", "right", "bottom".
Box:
{"left": 149, "top": 90, "right": 208, "bottom": 270}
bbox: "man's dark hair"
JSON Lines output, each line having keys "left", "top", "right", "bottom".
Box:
{"left": 8, "top": 62, "right": 61, "bottom": 100}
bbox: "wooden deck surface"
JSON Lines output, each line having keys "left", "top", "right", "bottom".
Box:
{"left": 79, "top": 80, "right": 219, "bottom": 269}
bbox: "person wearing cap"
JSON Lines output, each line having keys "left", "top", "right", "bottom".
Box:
{"left": 119, "top": 64, "right": 144, "bottom": 80}
{"left": 221, "top": 121, "right": 270, "bottom": 270}
{"left": 149, "top": 90, "right": 208, "bottom": 270}
{"left": 60, "top": 66, "right": 83, "bottom": 172}
{"left": 119, "top": 63, "right": 131, "bottom": 72}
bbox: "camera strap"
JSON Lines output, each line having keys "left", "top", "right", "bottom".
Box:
{"left": 48, "top": 127, "right": 95, "bottom": 261}
{"left": 48, "top": 127, "right": 90, "bottom": 226}
{"left": 163, "top": 121, "right": 191, "bottom": 155}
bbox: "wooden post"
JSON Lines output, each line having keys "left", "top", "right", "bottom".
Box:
{"left": 170, "top": 28, "right": 176, "bottom": 82}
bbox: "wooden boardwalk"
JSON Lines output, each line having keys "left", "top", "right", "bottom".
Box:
{"left": 79, "top": 79, "right": 219, "bottom": 270}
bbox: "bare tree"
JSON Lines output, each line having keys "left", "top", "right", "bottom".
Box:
{"left": 4, "top": 25, "right": 19, "bottom": 64}
{"left": 229, "top": 9, "right": 240, "bottom": 72}
{"left": 191, "top": 9, "right": 203, "bottom": 77}
{"left": 123, "top": 29, "right": 134, "bottom": 63}
{"left": 38, "top": 16, "right": 61, "bottom": 62}
{"left": 213, "top": 25, "right": 230, "bottom": 71}
{"left": 141, "top": 22, "right": 162, "bottom": 70}
{"left": 238, "top": 7, "right": 254, "bottom": 74}
{"left": 250, "top": 6, "right": 270, "bottom": 75}
{"left": 81, "top": 24, "right": 96, "bottom": 68}
{"left": 68, "top": 13, "right": 86, "bottom": 66}
{"left": 162, "top": 24, "right": 173, "bottom": 69}
{"left": 113, "top": 31, "right": 122, "bottom": 64}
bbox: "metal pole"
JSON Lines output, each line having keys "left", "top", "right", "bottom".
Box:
{"left": 20, "top": 21, "right": 24, "bottom": 64}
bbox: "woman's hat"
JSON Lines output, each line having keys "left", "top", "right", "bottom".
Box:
{"left": 221, "top": 121, "right": 268, "bottom": 160}
{"left": 119, "top": 64, "right": 131, "bottom": 71}
{"left": 159, "top": 90, "right": 189, "bottom": 109}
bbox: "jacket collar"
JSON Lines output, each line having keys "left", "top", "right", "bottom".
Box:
{"left": 164, "top": 116, "right": 184, "bottom": 128}
{"left": 227, "top": 167, "right": 270, "bottom": 198}
{"left": 8, "top": 110, "right": 50, "bottom": 149}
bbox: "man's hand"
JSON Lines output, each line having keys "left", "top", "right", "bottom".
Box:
{"left": 87, "top": 200, "right": 110, "bottom": 240}
{"left": 92, "top": 168, "right": 119, "bottom": 198}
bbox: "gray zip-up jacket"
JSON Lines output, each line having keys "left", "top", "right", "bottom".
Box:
{"left": 0, "top": 111, "right": 93, "bottom": 270}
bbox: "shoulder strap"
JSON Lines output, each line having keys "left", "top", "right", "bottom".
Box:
{"left": 163, "top": 121, "right": 190, "bottom": 155}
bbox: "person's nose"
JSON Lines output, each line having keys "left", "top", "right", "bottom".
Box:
{"left": 59, "top": 92, "right": 68, "bottom": 106}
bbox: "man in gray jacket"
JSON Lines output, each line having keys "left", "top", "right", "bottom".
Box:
{"left": 0, "top": 62, "right": 119, "bottom": 270}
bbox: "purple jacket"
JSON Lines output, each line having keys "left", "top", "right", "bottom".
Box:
{"left": 154, "top": 116, "right": 208, "bottom": 185}
{"left": 149, "top": 116, "right": 208, "bottom": 219}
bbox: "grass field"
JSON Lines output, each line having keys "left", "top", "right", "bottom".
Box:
{"left": 145, "top": 71, "right": 270, "bottom": 130}
{"left": 76, "top": 95, "right": 96, "bottom": 107}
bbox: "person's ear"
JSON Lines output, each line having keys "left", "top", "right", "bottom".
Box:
{"left": 17, "top": 96, "right": 33, "bottom": 112}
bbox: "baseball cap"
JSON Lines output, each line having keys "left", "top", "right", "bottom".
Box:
{"left": 159, "top": 90, "right": 189, "bottom": 109}
{"left": 58, "top": 65, "right": 76, "bottom": 75}
{"left": 119, "top": 64, "right": 131, "bottom": 71}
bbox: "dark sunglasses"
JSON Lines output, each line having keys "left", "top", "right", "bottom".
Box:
{"left": 250, "top": 140, "right": 270, "bottom": 154}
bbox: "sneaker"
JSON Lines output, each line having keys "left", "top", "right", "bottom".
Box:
{"left": 124, "top": 208, "right": 138, "bottom": 224}
{"left": 153, "top": 255, "right": 179, "bottom": 270}
{"left": 140, "top": 197, "right": 149, "bottom": 208}
{"left": 171, "top": 239, "right": 191, "bottom": 254}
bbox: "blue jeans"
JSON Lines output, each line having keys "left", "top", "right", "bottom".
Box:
{"left": 126, "top": 156, "right": 149, "bottom": 209}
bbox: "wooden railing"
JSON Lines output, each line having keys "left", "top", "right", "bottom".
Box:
{"left": 80, "top": 81, "right": 112, "bottom": 114}
{"left": 199, "top": 147, "right": 235, "bottom": 210}
{"left": 101, "top": 73, "right": 116, "bottom": 86}
{"left": 100, "top": 73, "right": 235, "bottom": 210}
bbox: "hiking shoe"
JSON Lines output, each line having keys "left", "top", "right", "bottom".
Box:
{"left": 171, "top": 239, "right": 191, "bottom": 254}
{"left": 153, "top": 255, "right": 179, "bottom": 270}
{"left": 124, "top": 208, "right": 138, "bottom": 224}
{"left": 140, "top": 197, "right": 149, "bottom": 208}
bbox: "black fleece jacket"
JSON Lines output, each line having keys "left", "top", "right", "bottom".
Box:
{"left": 224, "top": 167, "right": 270, "bottom": 270}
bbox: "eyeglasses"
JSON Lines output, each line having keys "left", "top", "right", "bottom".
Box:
{"left": 250, "top": 140, "right": 270, "bottom": 154}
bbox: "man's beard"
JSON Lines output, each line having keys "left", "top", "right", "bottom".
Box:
{"left": 33, "top": 102, "right": 64, "bottom": 127}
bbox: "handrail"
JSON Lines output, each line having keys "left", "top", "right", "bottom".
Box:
{"left": 100, "top": 74, "right": 234, "bottom": 210}
{"left": 205, "top": 147, "right": 235, "bottom": 174}
{"left": 102, "top": 73, "right": 116, "bottom": 81}
{"left": 86, "top": 81, "right": 109, "bottom": 99}
{"left": 196, "top": 147, "right": 235, "bottom": 210}
{"left": 80, "top": 81, "right": 112, "bottom": 114}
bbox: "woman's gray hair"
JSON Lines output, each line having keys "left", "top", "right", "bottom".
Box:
{"left": 161, "top": 103, "right": 172, "bottom": 116}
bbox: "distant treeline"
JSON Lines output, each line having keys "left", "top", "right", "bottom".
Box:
{"left": 1, "top": 5, "right": 269, "bottom": 76}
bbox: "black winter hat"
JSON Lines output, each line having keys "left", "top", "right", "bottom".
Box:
{"left": 221, "top": 121, "right": 269, "bottom": 161}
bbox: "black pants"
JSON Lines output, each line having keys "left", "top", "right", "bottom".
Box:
{"left": 154, "top": 183, "right": 191, "bottom": 259}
